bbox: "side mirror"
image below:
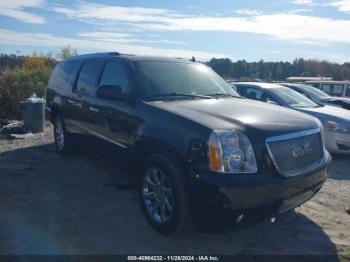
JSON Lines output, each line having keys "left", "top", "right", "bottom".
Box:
{"left": 96, "top": 85, "right": 127, "bottom": 101}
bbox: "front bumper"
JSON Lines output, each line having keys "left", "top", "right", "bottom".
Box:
{"left": 324, "top": 130, "right": 350, "bottom": 154}
{"left": 190, "top": 152, "right": 331, "bottom": 226}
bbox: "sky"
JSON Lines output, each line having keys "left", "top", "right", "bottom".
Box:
{"left": 0, "top": 0, "right": 350, "bottom": 62}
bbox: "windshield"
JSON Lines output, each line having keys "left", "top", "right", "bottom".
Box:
{"left": 297, "top": 84, "right": 331, "bottom": 98}
{"left": 134, "top": 61, "right": 239, "bottom": 101}
{"left": 272, "top": 87, "right": 319, "bottom": 108}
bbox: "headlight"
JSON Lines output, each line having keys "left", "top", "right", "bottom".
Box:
{"left": 208, "top": 130, "right": 257, "bottom": 173}
{"left": 327, "top": 121, "right": 348, "bottom": 133}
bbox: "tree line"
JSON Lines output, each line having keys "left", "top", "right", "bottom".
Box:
{"left": 206, "top": 58, "right": 350, "bottom": 81}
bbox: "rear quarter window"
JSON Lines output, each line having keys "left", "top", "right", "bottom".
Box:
{"left": 75, "top": 60, "right": 102, "bottom": 95}
{"left": 48, "top": 61, "right": 80, "bottom": 91}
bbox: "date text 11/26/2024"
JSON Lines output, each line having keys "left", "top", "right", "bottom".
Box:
{"left": 127, "top": 256, "right": 219, "bottom": 261}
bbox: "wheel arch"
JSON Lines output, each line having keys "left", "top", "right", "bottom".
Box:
{"left": 130, "top": 137, "right": 188, "bottom": 175}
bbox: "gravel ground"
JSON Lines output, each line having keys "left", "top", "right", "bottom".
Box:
{"left": 0, "top": 123, "right": 349, "bottom": 258}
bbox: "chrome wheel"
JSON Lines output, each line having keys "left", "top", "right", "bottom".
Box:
{"left": 142, "top": 167, "right": 174, "bottom": 223}
{"left": 54, "top": 119, "right": 64, "bottom": 151}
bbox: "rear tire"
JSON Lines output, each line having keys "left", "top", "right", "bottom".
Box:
{"left": 53, "top": 114, "right": 74, "bottom": 154}
{"left": 138, "top": 153, "right": 192, "bottom": 235}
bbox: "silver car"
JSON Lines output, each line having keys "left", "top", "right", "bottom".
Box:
{"left": 235, "top": 82, "right": 350, "bottom": 154}
{"left": 281, "top": 83, "right": 350, "bottom": 110}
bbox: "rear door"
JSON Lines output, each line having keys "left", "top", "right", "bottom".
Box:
{"left": 65, "top": 59, "right": 103, "bottom": 145}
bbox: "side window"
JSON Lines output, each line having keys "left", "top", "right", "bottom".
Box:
{"left": 99, "top": 61, "right": 129, "bottom": 93}
{"left": 76, "top": 61, "right": 102, "bottom": 94}
{"left": 332, "top": 84, "right": 344, "bottom": 96}
{"left": 48, "top": 62, "right": 79, "bottom": 90}
{"left": 321, "top": 84, "right": 331, "bottom": 94}
{"left": 346, "top": 85, "right": 350, "bottom": 97}
{"left": 246, "top": 87, "right": 263, "bottom": 101}
{"left": 246, "top": 87, "right": 279, "bottom": 104}
{"left": 235, "top": 85, "right": 245, "bottom": 96}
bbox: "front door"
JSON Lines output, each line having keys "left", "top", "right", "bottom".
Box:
{"left": 86, "top": 59, "right": 142, "bottom": 166}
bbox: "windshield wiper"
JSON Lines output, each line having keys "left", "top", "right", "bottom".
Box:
{"left": 206, "top": 93, "right": 242, "bottom": 98}
{"left": 152, "top": 93, "right": 213, "bottom": 100}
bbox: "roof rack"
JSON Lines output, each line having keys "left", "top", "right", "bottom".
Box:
{"left": 63, "top": 52, "right": 120, "bottom": 61}
{"left": 108, "top": 52, "right": 120, "bottom": 56}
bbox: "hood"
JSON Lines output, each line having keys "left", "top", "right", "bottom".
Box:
{"left": 299, "top": 105, "right": 350, "bottom": 123}
{"left": 149, "top": 98, "right": 320, "bottom": 142}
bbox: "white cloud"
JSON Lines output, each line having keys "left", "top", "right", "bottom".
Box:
{"left": 133, "top": 14, "right": 350, "bottom": 46}
{"left": 0, "top": 0, "right": 45, "bottom": 24}
{"left": 328, "top": 0, "right": 350, "bottom": 13}
{"left": 235, "top": 9, "right": 262, "bottom": 16}
{"left": 52, "top": 2, "right": 350, "bottom": 46}
{"left": 287, "top": 8, "right": 313, "bottom": 14}
{"left": 292, "top": 0, "right": 314, "bottom": 5}
{"left": 0, "top": 28, "right": 225, "bottom": 60}
{"left": 77, "top": 31, "right": 186, "bottom": 45}
{"left": 53, "top": 2, "right": 180, "bottom": 23}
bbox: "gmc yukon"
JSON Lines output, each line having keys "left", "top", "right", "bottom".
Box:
{"left": 45, "top": 52, "right": 331, "bottom": 234}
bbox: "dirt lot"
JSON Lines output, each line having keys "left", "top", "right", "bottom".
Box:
{"left": 0, "top": 123, "right": 349, "bottom": 257}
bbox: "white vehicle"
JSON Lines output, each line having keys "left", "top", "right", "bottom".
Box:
{"left": 235, "top": 82, "right": 350, "bottom": 154}
{"left": 306, "top": 81, "right": 350, "bottom": 98}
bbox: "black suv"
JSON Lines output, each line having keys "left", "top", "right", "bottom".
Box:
{"left": 45, "top": 52, "right": 331, "bottom": 234}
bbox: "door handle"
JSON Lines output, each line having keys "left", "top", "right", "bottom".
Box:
{"left": 67, "top": 99, "right": 82, "bottom": 108}
{"left": 89, "top": 107, "right": 100, "bottom": 113}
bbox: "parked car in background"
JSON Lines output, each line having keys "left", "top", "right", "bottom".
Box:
{"left": 281, "top": 83, "right": 350, "bottom": 110}
{"left": 305, "top": 81, "right": 350, "bottom": 98}
{"left": 234, "top": 82, "right": 350, "bottom": 154}
{"left": 45, "top": 53, "right": 331, "bottom": 234}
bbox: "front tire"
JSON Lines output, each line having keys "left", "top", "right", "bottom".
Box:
{"left": 138, "top": 153, "right": 192, "bottom": 235}
{"left": 53, "top": 115, "right": 74, "bottom": 154}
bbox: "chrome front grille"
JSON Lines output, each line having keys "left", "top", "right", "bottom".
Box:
{"left": 266, "top": 128, "right": 324, "bottom": 177}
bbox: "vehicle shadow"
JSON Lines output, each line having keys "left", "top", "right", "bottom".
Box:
{"left": 329, "top": 154, "right": 350, "bottom": 181}
{"left": 0, "top": 143, "right": 340, "bottom": 257}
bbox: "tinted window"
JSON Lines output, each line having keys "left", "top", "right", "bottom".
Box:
{"left": 246, "top": 87, "right": 264, "bottom": 101}
{"left": 322, "top": 84, "right": 331, "bottom": 94}
{"left": 48, "top": 62, "right": 79, "bottom": 89}
{"left": 99, "top": 61, "right": 129, "bottom": 93}
{"left": 236, "top": 85, "right": 278, "bottom": 104}
{"left": 346, "top": 85, "right": 350, "bottom": 97}
{"left": 333, "top": 84, "right": 344, "bottom": 96}
{"left": 322, "top": 84, "right": 344, "bottom": 96}
{"left": 76, "top": 61, "right": 101, "bottom": 94}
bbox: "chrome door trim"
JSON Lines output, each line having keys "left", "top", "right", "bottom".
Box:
{"left": 86, "top": 128, "right": 127, "bottom": 149}
{"left": 89, "top": 107, "right": 100, "bottom": 113}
